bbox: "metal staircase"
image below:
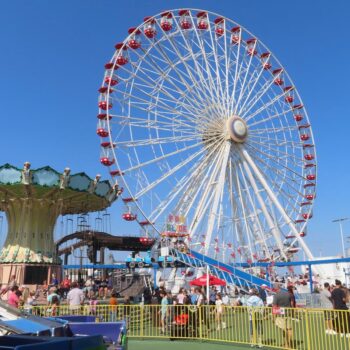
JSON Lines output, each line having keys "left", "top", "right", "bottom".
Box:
{"left": 172, "top": 248, "right": 273, "bottom": 292}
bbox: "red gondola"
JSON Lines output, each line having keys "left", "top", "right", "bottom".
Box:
{"left": 115, "top": 43, "right": 128, "bottom": 65}
{"left": 197, "top": 11, "right": 208, "bottom": 30}
{"left": 160, "top": 11, "right": 173, "bottom": 31}
{"left": 143, "top": 17, "right": 156, "bottom": 38}
{"left": 122, "top": 212, "right": 137, "bottom": 221}
{"left": 260, "top": 52, "right": 271, "bottom": 70}
{"left": 273, "top": 68, "right": 283, "bottom": 85}
{"left": 100, "top": 157, "right": 114, "bottom": 166}
{"left": 300, "top": 134, "right": 310, "bottom": 141}
{"left": 98, "top": 101, "right": 112, "bottom": 110}
{"left": 101, "top": 142, "right": 116, "bottom": 148}
{"left": 179, "top": 9, "right": 192, "bottom": 29}
{"left": 110, "top": 170, "right": 124, "bottom": 176}
{"left": 246, "top": 38, "right": 257, "bottom": 56}
{"left": 294, "top": 114, "right": 303, "bottom": 122}
{"left": 230, "top": 26, "right": 241, "bottom": 45}
{"left": 304, "top": 154, "right": 315, "bottom": 161}
{"left": 128, "top": 28, "right": 141, "bottom": 49}
{"left": 104, "top": 76, "right": 118, "bottom": 86}
{"left": 97, "top": 114, "right": 112, "bottom": 120}
{"left": 284, "top": 86, "right": 294, "bottom": 103}
{"left": 214, "top": 17, "right": 224, "bottom": 36}
{"left": 305, "top": 194, "right": 315, "bottom": 200}
{"left": 96, "top": 128, "right": 109, "bottom": 137}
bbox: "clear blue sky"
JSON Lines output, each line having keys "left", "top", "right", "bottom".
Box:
{"left": 0, "top": 0, "right": 349, "bottom": 258}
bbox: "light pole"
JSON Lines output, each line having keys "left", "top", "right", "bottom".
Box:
{"left": 332, "top": 217, "right": 349, "bottom": 257}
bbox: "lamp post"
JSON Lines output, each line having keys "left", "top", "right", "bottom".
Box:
{"left": 332, "top": 218, "right": 349, "bottom": 257}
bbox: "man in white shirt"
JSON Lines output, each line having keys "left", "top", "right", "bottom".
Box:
{"left": 67, "top": 282, "right": 84, "bottom": 313}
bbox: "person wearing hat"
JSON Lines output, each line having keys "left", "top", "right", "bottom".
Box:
{"left": 273, "top": 283, "right": 293, "bottom": 348}
{"left": 241, "top": 288, "right": 264, "bottom": 348}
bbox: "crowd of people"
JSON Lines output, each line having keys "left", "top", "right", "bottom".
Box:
{"left": 2, "top": 272, "right": 350, "bottom": 348}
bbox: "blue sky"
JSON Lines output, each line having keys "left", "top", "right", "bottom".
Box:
{"left": 0, "top": 0, "right": 349, "bottom": 258}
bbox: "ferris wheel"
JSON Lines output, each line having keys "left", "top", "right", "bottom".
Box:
{"left": 97, "top": 9, "right": 317, "bottom": 264}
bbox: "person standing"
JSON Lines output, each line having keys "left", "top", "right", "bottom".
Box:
{"left": 47, "top": 287, "right": 60, "bottom": 305}
{"left": 242, "top": 289, "right": 264, "bottom": 348}
{"left": 215, "top": 293, "right": 226, "bottom": 331}
{"left": 331, "top": 279, "right": 350, "bottom": 336}
{"left": 259, "top": 284, "right": 268, "bottom": 305}
{"left": 61, "top": 275, "right": 71, "bottom": 299}
{"left": 158, "top": 291, "right": 168, "bottom": 334}
{"left": 273, "top": 283, "right": 293, "bottom": 349}
{"left": 209, "top": 286, "right": 217, "bottom": 305}
{"left": 7, "top": 286, "right": 20, "bottom": 308}
{"left": 67, "top": 282, "right": 84, "bottom": 314}
{"left": 320, "top": 282, "right": 336, "bottom": 335}
{"left": 109, "top": 291, "right": 118, "bottom": 321}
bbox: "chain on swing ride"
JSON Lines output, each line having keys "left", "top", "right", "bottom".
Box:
{"left": 97, "top": 9, "right": 317, "bottom": 268}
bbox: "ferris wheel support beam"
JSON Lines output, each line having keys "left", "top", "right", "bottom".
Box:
{"left": 228, "top": 160, "right": 247, "bottom": 254}
{"left": 189, "top": 147, "right": 225, "bottom": 240}
{"left": 204, "top": 141, "right": 231, "bottom": 255}
{"left": 238, "top": 163, "right": 270, "bottom": 254}
{"left": 233, "top": 162, "right": 255, "bottom": 260}
{"left": 240, "top": 147, "right": 316, "bottom": 262}
{"left": 239, "top": 150, "right": 287, "bottom": 260}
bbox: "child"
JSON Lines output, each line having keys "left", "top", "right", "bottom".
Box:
{"left": 23, "top": 290, "right": 36, "bottom": 314}
{"left": 215, "top": 293, "right": 226, "bottom": 330}
{"left": 50, "top": 295, "right": 60, "bottom": 316}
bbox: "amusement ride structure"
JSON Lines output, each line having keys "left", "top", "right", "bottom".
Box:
{"left": 0, "top": 163, "right": 119, "bottom": 285}
{"left": 96, "top": 9, "right": 318, "bottom": 289}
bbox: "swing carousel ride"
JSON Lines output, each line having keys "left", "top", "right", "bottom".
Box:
{"left": 0, "top": 162, "right": 119, "bottom": 285}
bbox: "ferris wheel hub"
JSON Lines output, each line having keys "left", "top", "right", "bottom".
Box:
{"left": 226, "top": 116, "right": 248, "bottom": 143}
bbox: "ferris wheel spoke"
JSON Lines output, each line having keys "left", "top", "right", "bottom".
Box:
{"left": 239, "top": 146, "right": 315, "bottom": 260}
{"left": 120, "top": 76, "right": 204, "bottom": 121}
{"left": 178, "top": 139, "right": 226, "bottom": 217}
{"left": 248, "top": 132, "right": 302, "bottom": 148}
{"left": 112, "top": 88, "right": 202, "bottom": 126}
{"left": 244, "top": 89, "right": 290, "bottom": 123}
{"left": 140, "top": 45, "right": 215, "bottom": 114}
{"left": 236, "top": 58, "right": 269, "bottom": 116}
{"left": 148, "top": 155, "right": 206, "bottom": 223}
{"left": 228, "top": 32, "right": 243, "bottom": 116}
{"left": 247, "top": 139, "right": 303, "bottom": 166}
{"left": 187, "top": 17, "right": 226, "bottom": 116}
{"left": 239, "top": 76, "right": 277, "bottom": 119}
{"left": 202, "top": 25, "right": 228, "bottom": 111}
{"left": 110, "top": 111, "right": 197, "bottom": 131}
{"left": 123, "top": 140, "right": 203, "bottom": 174}
{"left": 117, "top": 59, "right": 201, "bottom": 114}
{"left": 115, "top": 134, "right": 200, "bottom": 148}
{"left": 167, "top": 36, "right": 225, "bottom": 118}
{"left": 249, "top": 124, "right": 298, "bottom": 135}
{"left": 157, "top": 35, "right": 221, "bottom": 113}
{"left": 138, "top": 35, "right": 222, "bottom": 117}
{"left": 118, "top": 59, "right": 209, "bottom": 121}
{"left": 134, "top": 145, "right": 207, "bottom": 199}
{"left": 246, "top": 140, "right": 305, "bottom": 170}
{"left": 245, "top": 144, "right": 302, "bottom": 189}
{"left": 233, "top": 41, "right": 258, "bottom": 115}
{"left": 243, "top": 148, "right": 306, "bottom": 216}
